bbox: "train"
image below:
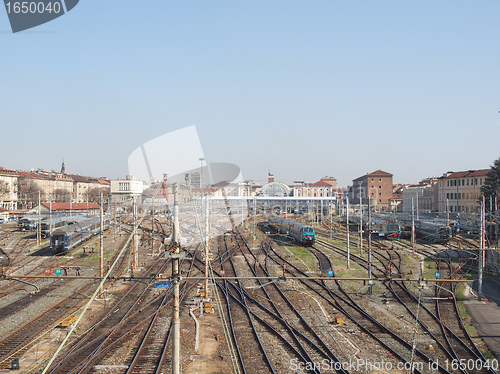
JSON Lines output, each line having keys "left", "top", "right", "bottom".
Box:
{"left": 18, "top": 216, "right": 37, "bottom": 231}
{"left": 410, "top": 220, "right": 452, "bottom": 243}
{"left": 17, "top": 214, "right": 88, "bottom": 237}
{"left": 346, "top": 213, "right": 401, "bottom": 239}
{"left": 50, "top": 216, "right": 110, "bottom": 254}
{"left": 40, "top": 215, "right": 87, "bottom": 238}
{"left": 268, "top": 216, "right": 316, "bottom": 246}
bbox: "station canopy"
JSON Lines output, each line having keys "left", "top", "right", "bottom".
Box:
{"left": 258, "top": 182, "right": 291, "bottom": 197}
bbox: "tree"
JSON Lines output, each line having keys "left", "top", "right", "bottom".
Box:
{"left": 481, "top": 157, "right": 500, "bottom": 210}
{"left": 53, "top": 188, "right": 72, "bottom": 202}
{"left": 85, "top": 187, "right": 110, "bottom": 203}
{"left": 18, "top": 179, "right": 45, "bottom": 209}
{"left": 0, "top": 180, "right": 7, "bottom": 200}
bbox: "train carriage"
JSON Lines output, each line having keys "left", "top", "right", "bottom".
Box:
{"left": 269, "top": 216, "right": 316, "bottom": 246}
{"left": 50, "top": 217, "right": 109, "bottom": 254}
{"left": 413, "top": 220, "right": 452, "bottom": 243}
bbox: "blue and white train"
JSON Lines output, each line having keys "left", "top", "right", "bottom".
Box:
{"left": 50, "top": 217, "right": 109, "bottom": 254}
{"left": 269, "top": 216, "right": 316, "bottom": 246}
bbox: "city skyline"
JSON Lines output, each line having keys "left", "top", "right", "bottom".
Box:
{"left": 0, "top": 159, "right": 493, "bottom": 189}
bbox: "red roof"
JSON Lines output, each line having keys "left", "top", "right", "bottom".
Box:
{"left": 442, "top": 169, "right": 490, "bottom": 179}
{"left": 17, "top": 171, "right": 52, "bottom": 180}
{"left": 304, "top": 181, "right": 332, "bottom": 187}
{"left": 42, "top": 203, "right": 100, "bottom": 211}
{"left": 367, "top": 170, "right": 393, "bottom": 176}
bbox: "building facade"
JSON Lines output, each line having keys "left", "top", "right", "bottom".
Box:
{"left": 437, "top": 169, "right": 489, "bottom": 213}
{"left": 402, "top": 178, "right": 438, "bottom": 213}
{"left": 351, "top": 170, "right": 394, "bottom": 206}
{"left": 110, "top": 176, "right": 145, "bottom": 209}
{"left": 292, "top": 179, "right": 334, "bottom": 198}
{"left": 0, "top": 167, "right": 18, "bottom": 210}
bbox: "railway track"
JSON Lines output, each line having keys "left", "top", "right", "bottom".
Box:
{"left": 312, "top": 238, "right": 495, "bottom": 373}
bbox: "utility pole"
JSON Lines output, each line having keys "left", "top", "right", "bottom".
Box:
{"left": 479, "top": 196, "right": 485, "bottom": 297}
{"left": 152, "top": 195, "right": 155, "bottom": 256}
{"left": 204, "top": 187, "right": 209, "bottom": 299}
{"left": 100, "top": 193, "right": 104, "bottom": 280}
{"left": 416, "top": 192, "right": 419, "bottom": 220}
{"left": 133, "top": 196, "right": 138, "bottom": 269}
{"left": 113, "top": 196, "right": 116, "bottom": 241}
{"left": 346, "top": 196, "right": 350, "bottom": 269}
{"left": 411, "top": 197, "right": 415, "bottom": 251}
{"left": 368, "top": 196, "right": 372, "bottom": 295}
{"left": 49, "top": 197, "right": 52, "bottom": 237}
{"left": 446, "top": 198, "right": 450, "bottom": 227}
{"left": 172, "top": 182, "right": 181, "bottom": 374}
{"left": 359, "top": 181, "right": 363, "bottom": 253}
{"left": 489, "top": 196, "right": 493, "bottom": 248}
{"left": 496, "top": 196, "right": 498, "bottom": 249}
{"left": 37, "top": 191, "right": 41, "bottom": 247}
{"left": 253, "top": 196, "right": 256, "bottom": 242}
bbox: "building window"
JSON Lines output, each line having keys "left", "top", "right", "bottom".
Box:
{"left": 379, "top": 192, "right": 382, "bottom": 196}
{"left": 379, "top": 178, "right": 382, "bottom": 182}
{"left": 454, "top": 180, "right": 457, "bottom": 186}
{"left": 467, "top": 179, "right": 469, "bottom": 186}
{"left": 454, "top": 193, "right": 457, "bottom": 200}
{"left": 480, "top": 178, "right": 483, "bottom": 185}
{"left": 462, "top": 179, "right": 465, "bottom": 185}
{"left": 371, "top": 178, "right": 374, "bottom": 182}
{"left": 475, "top": 179, "right": 478, "bottom": 185}
{"left": 447, "top": 180, "right": 449, "bottom": 186}
{"left": 378, "top": 185, "right": 382, "bottom": 189}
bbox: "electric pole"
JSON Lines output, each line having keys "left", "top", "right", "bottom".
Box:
{"left": 172, "top": 182, "right": 181, "bottom": 374}
{"left": 37, "top": 191, "right": 41, "bottom": 247}
{"left": 479, "top": 196, "right": 485, "bottom": 297}
{"left": 346, "top": 196, "right": 350, "bottom": 269}
{"left": 411, "top": 197, "right": 415, "bottom": 251}
{"left": 100, "top": 193, "right": 104, "bottom": 280}
{"left": 368, "top": 196, "right": 372, "bottom": 294}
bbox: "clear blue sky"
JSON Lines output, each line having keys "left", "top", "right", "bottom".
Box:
{"left": 1, "top": 1, "right": 499, "bottom": 187}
